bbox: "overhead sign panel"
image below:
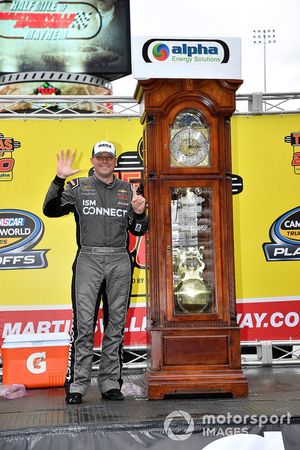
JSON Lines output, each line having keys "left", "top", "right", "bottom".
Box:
{"left": 0, "top": 0, "right": 131, "bottom": 81}
{"left": 132, "top": 36, "right": 241, "bottom": 80}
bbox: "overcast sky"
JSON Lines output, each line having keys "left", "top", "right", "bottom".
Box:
{"left": 112, "top": 0, "right": 300, "bottom": 96}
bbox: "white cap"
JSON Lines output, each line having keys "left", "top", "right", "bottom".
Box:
{"left": 92, "top": 141, "right": 116, "bottom": 157}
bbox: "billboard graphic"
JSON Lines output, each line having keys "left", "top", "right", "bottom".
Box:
{"left": 115, "top": 146, "right": 146, "bottom": 270}
{"left": 0, "top": 0, "right": 131, "bottom": 80}
{"left": 0, "top": 303, "right": 146, "bottom": 348}
{"left": 0, "top": 209, "right": 49, "bottom": 270}
{"left": 263, "top": 206, "right": 300, "bottom": 261}
{"left": 284, "top": 131, "right": 300, "bottom": 174}
{"left": 232, "top": 113, "right": 300, "bottom": 341}
{"left": 237, "top": 297, "right": 300, "bottom": 341}
{"left": 34, "top": 82, "right": 61, "bottom": 96}
{"left": 0, "top": 131, "right": 21, "bottom": 181}
{"left": 0, "top": 2, "right": 100, "bottom": 40}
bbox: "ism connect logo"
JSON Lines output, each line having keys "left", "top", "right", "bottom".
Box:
{"left": 152, "top": 43, "right": 170, "bottom": 61}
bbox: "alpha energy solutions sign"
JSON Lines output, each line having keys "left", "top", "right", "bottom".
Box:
{"left": 131, "top": 36, "right": 241, "bottom": 79}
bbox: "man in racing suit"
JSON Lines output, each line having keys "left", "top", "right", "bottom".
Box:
{"left": 43, "top": 141, "right": 147, "bottom": 404}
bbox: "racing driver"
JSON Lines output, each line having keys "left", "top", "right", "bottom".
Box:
{"left": 43, "top": 141, "right": 147, "bottom": 404}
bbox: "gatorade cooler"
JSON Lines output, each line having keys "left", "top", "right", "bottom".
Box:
{"left": 2, "top": 332, "right": 70, "bottom": 388}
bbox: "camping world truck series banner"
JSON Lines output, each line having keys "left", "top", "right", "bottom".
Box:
{"left": 1, "top": 114, "right": 300, "bottom": 349}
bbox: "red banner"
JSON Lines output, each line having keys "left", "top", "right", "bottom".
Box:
{"left": 1, "top": 298, "right": 300, "bottom": 352}
{"left": 0, "top": 303, "right": 147, "bottom": 350}
{"left": 237, "top": 297, "right": 300, "bottom": 341}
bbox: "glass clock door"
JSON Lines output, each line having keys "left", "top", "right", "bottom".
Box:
{"left": 164, "top": 180, "right": 223, "bottom": 321}
{"left": 171, "top": 186, "right": 215, "bottom": 315}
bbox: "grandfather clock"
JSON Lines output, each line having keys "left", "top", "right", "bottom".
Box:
{"left": 135, "top": 78, "right": 248, "bottom": 399}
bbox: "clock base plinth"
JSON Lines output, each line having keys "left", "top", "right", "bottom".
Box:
{"left": 145, "top": 368, "right": 248, "bottom": 400}
{"left": 146, "top": 326, "right": 248, "bottom": 399}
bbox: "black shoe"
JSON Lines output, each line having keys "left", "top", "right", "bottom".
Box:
{"left": 65, "top": 392, "right": 82, "bottom": 405}
{"left": 102, "top": 389, "right": 124, "bottom": 401}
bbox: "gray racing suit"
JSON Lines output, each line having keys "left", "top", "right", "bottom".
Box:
{"left": 43, "top": 174, "right": 147, "bottom": 395}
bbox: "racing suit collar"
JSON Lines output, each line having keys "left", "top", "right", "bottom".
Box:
{"left": 92, "top": 174, "right": 117, "bottom": 189}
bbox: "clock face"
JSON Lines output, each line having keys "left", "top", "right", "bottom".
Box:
{"left": 170, "top": 110, "right": 210, "bottom": 168}
{"left": 171, "top": 127, "right": 209, "bottom": 167}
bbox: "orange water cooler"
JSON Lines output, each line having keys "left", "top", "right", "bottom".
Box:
{"left": 2, "top": 332, "right": 70, "bottom": 388}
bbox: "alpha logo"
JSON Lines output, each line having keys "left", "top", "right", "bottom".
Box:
{"left": 0, "top": 1, "right": 101, "bottom": 41}
{"left": 284, "top": 131, "right": 300, "bottom": 174}
{"left": 143, "top": 38, "right": 229, "bottom": 64}
{"left": 0, "top": 209, "right": 49, "bottom": 270}
{"left": 0, "top": 132, "right": 21, "bottom": 182}
{"left": 26, "top": 352, "right": 46, "bottom": 374}
{"left": 263, "top": 206, "right": 300, "bottom": 261}
{"left": 152, "top": 43, "right": 170, "bottom": 61}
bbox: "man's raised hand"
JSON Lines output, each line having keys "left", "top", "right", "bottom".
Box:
{"left": 131, "top": 185, "right": 146, "bottom": 214}
{"left": 56, "top": 149, "right": 81, "bottom": 179}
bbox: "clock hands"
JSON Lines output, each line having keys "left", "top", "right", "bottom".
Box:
{"left": 188, "top": 127, "right": 192, "bottom": 149}
{"left": 170, "top": 116, "right": 209, "bottom": 167}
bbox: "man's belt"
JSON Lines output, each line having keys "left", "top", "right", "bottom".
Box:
{"left": 80, "top": 246, "right": 127, "bottom": 254}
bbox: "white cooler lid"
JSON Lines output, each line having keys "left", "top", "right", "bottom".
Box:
{"left": 2, "top": 332, "right": 70, "bottom": 348}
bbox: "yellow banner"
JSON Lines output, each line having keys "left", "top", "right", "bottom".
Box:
{"left": 1, "top": 113, "right": 300, "bottom": 310}
{"left": 232, "top": 114, "right": 300, "bottom": 299}
{"left": 0, "top": 118, "right": 145, "bottom": 306}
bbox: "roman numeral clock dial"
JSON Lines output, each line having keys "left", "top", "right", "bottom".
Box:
{"left": 170, "top": 128, "right": 208, "bottom": 166}
{"left": 170, "top": 110, "right": 209, "bottom": 167}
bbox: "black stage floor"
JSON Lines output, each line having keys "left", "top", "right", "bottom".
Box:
{"left": 1, "top": 366, "right": 300, "bottom": 449}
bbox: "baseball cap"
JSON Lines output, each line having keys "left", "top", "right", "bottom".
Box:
{"left": 92, "top": 141, "right": 116, "bottom": 158}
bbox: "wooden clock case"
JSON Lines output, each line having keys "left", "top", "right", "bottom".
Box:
{"left": 135, "top": 78, "right": 248, "bottom": 399}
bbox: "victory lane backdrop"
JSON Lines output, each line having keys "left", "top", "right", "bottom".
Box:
{"left": 0, "top": 118, "right": 147, "bottom": 348}
{"left": 1, "top": 114, "right": 300, "bottom": 348}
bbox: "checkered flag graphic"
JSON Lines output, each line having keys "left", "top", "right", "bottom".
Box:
{"left": 70, "top": 12, "right": 92, "bottom": 30}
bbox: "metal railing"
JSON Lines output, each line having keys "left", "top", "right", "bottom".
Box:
{"left": 93, "top": 347, "right": 147, "bottom": 370}
{"left": 241, "top": 340, "right": 300, "bottom": 366}
{"left": 1, "top": 339, "right": 300, "bottom": 378}
{"left": 0, "top": 92, "right": 300, "bottom": 119}
{"left": 236, "top": 92, "right": 300, "bottom": 115}
{"left": 90, "top": 340, "right": 300, "bottom": 370}
{"left": 0, "top": 95, "right": 141, "bottom": 118}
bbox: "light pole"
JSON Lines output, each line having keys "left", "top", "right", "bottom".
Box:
{"left": 253, "top": 29, "right": 276, "bottom": 93}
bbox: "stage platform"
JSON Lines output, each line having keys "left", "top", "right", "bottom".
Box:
{"left": 1, "top": 366, "right": 300, "bottom": 449}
